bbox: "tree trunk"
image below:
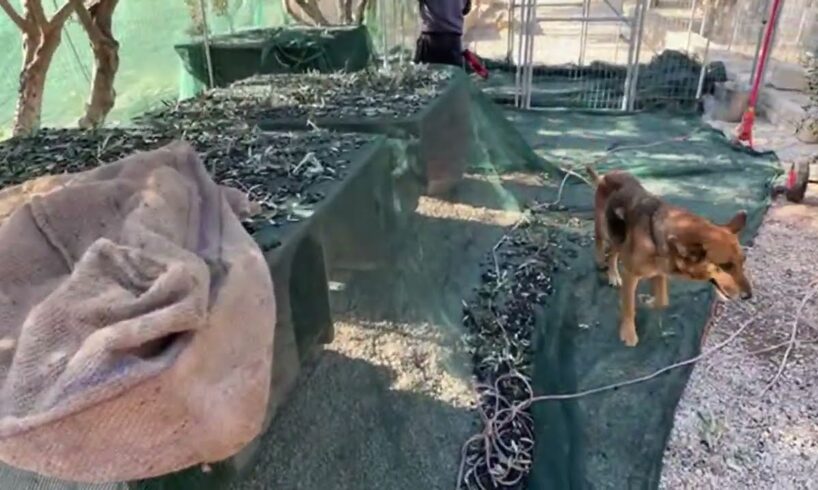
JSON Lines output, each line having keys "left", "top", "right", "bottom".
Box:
{"left": 78, "top": 0, "right": 119, "bottom": 129}
{"left": 13, "top": 28, "right": 62, "bottom": 137}
{"left": 336, "top": 0, "right": 345, "bottom": 23}
{"left": 283, "top": 0, "right": 312, "bottom": 24}
{"left": 354, "top": 0, "right": 368, "bottom": 25}
{"left": 294, "top": 0, "right": 330, "bottom": 25}
{"left": 341, "top": 0, "right": 353, "bottom": 24}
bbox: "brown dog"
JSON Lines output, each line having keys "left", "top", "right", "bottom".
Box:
{"left": 587, "top": 166, "right": 753, "bottom": 347}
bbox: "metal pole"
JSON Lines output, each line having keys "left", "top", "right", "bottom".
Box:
{"left": 537, "top": 15, "right": 634, "bottom": 21}
{"left": 399, "top": 0, "right": 406, "bottom": 62}
{"left": 727, "top": 6, "right": 744, "bottom": 53}
{"left": 579, "top": 0, "right": 591, "bottom": 66}
{"left": 627, "top": 0, "right": 648, "bottom": 111}
{"left": 601, "top": 0, "right": 628, "bottom": 20}
{"left": 381, "top": 0, "right": 388, "bottom": 67}
{"left": 696, "top": 36, "right": 711, "bottom": 99}
{"left": 749, "top": 19, "right": 768, "bottom": 86}
{"left": 197, "top": 0, "right": 215, "bottom": 88}
{"left": 507, "top": 0, "right": 517, "bottom": 64}
{"left": 685, "top": 0, "right": 698, "bottom": 54}
{"left": 389, "top": 0, "right": 396, "bottom": 59}
{"left": 515, "top": 0, "right": 531, "bottom": 107}
{"left": 747, "top": 0, "right": 771, "bottom": 84}
{"left": 521, "top": 0, "right": 533, "bottom": 108}
{"left": 757, "top": 0, "right": 783, "bottom": 90}
{"left": 796, "top": 8, "right": 808, "bottom": 45}
{"left": 512, "top": 1, "right": 582, "bottom": 6}
{"left": 536, "top": 1, "right": 585, "bottom": 5}
{"left": 621, "top": 5, "right": 639, "bottom": 109}
{"left": 524, "top": 0, "right": 536, "bottom": 108}
{"left": 743, "top": 0, "right": 785, "bottom": 133}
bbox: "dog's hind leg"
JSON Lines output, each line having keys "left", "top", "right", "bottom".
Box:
{"left": 648, "top": 275, "right": 669, "bottom": 309}
{"left": 607, "top": 251, "right": 622, "bottom": 287}
{"left": 594, "top": 226, "right": 607, "bottom": 269}
{"left": 619, "top": 272, "right": 640, "bottom": 347}
{"left": 593, "top": 183, "right": 608, "bottom": 269}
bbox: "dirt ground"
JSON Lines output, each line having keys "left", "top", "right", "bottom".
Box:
{"left": 661, "top": 123, "right": 818, "bottom": 490}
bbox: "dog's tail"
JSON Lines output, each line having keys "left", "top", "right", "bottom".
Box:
{"left": 585, "top": 165, "right": 603, "bottom": 187}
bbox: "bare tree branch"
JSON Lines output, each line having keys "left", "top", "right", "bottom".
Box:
{"left": 294, "top": 0, "right": 329, "bottom": 25}
{"left": 24, "top": 0, "right": 48, "bottom": 27}
{"left": 336, "top": 0, "right": 346, "bottom": 23}
{"left": 78, "top": 0, "right": 119, "bottom": 129}
{"left": 50, "top": 0, "right": 101, "bottom": 28}
{"left": 342, "top": 0, "right": 353, "bottom": 23}
{"left": 66, "top": 0, "right": 104, "bottom": 41}
{"left": 51, "top": 1, "right": 75, "bottom": 28}
{"left": 0, "top": 0, "right": 32, "bottom": 32}
{"left": 283, "top": 0, "right": 312, "bottom": 24}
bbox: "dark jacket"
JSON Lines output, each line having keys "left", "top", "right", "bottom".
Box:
{"left": 419, "top": 0, "right": 472, "bottom": 35}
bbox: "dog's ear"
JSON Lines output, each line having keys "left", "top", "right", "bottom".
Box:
{"left": 723, "top": 210, "right": 747, "bottom": 235}
{"left": 668, "top": 235, "right": 706, "bottom": 262}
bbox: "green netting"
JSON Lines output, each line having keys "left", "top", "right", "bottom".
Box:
{"left": 175, "top": 25, "right": 374, "bottom": 89}
{"left": 0, "top": 12, "right": 783, "bottom": 485}
{"left": 0, "top": 0, "right": 284, "bottom": 138}
{"left": 504, "top": 109, "right": 780, "bottom": 490}
{"left": 477, "top": 50, "right": 729, "bottom": 111}
{"left": 0, "top": 73, "right": 781, "bottom": 490}
{"left": 139, "top": 65, "right": 473, "bottom": 195}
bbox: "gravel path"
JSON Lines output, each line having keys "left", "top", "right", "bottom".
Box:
{"left": 661, "top": 122, "right": 818, "bottom": 490}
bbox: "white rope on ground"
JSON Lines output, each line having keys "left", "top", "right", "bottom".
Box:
{"left": 458, "top": 276, "right": 818, "bottom": 489}
{"left": 457, "top": 312, "right": 757, "bottom": 489}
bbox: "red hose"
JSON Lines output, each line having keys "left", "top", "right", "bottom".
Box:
{"left": 736, "top": 0, "right": 784, "bottom": 148}
{"left": 463, "top": 49, "right": 489, "bottom": 79}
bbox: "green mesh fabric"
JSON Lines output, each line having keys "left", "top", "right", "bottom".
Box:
{"left": 0, "top": 0, "right": 284, "bottom": 137}
{"left": 0, "top": 7, "right": 782, "bottom": 485}
{"left": 477, "top": 50, "right": 729, "bottom": 111}
{"left": 507, "top": 109, "right": 778, "bottom": 490}
{"left": 175, "top": 25, "right": 374, "bottom": 88}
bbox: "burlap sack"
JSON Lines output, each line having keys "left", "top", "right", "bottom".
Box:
{"left": 0, "top": 142, "right": 275, "bottom": 482}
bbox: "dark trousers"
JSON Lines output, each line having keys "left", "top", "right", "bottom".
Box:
{"left": 414, "top": 32, "right": 463, "bottom": 68}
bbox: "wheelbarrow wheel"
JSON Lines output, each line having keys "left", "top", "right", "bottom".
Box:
{"left": 772, "top": 157, "right": 811, "bottom": 203}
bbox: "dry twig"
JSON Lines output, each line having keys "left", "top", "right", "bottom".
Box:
{"left": 761, "top": 279, "right": 818, "bottom": 395}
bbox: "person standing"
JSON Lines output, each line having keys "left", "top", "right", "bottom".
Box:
{"left": 414, "top": 0, "right": 472, "bottom": 68}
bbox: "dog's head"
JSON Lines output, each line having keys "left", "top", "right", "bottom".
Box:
{"left": 668, "top": 211, "right": 752, "bottom": 301}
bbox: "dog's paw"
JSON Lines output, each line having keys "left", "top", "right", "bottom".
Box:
{"left": 594, "top": 251, "right": 607, "bottom": 270}
{"left": 607, "top": 269, "right": 622, "bottom": 287}
{"left": 643, "top": 295, "right": 668, "bottom": 309}
{"left": 619, "top": 326, "right": 639, "bottom": 347}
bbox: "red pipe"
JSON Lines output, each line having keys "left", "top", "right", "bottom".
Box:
{"left": 736, "top": 0, "right": 784, "bottom": 147}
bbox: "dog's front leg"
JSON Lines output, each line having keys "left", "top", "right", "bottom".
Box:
{"left": 619, "top": 271, "right": 640, "bottom": 347}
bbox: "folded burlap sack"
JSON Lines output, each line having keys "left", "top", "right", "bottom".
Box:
{"left": 0, "top": 141, "right": 275, "bottom": 482}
